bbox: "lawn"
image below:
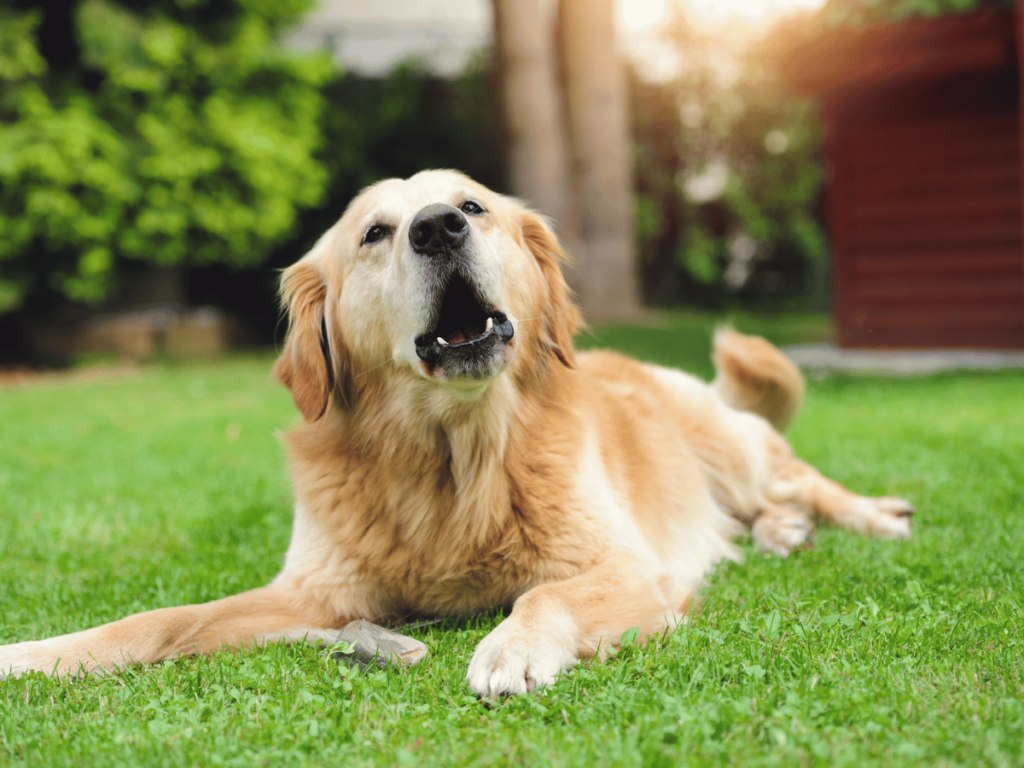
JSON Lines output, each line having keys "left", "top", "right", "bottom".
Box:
{"left": 1, "top": 313, "right": 1022, "bottom": 767}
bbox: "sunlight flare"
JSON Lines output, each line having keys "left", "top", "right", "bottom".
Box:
{"left": 619, "top": 0, "right": 827, "bottom": 29}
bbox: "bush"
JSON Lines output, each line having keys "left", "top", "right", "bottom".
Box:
{"left": 0, "top": 0, "right": 332, "bottom": 313}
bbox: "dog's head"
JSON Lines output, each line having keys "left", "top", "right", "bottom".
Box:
{"left": 274, "top": 170, "right": 580, "bottom": 421}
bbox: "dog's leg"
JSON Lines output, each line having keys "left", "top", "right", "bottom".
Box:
{"left": 0, "top": 587, "right": 345, "bottom": 678}
{"left": 466, "top": 553, "right": 679, "bottom": 698}
{"left": 770, "top": 459, "right": 914, "bottom": 539}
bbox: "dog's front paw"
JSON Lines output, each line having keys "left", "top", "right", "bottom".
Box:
{"left": 466, "top": 620, "right": 577, "bottom": 699}
{"left": 0, "top": 640, "right": 59, "bottom": 679}
{"left": 864, "top": 496, "right": 914, "bottom": 539}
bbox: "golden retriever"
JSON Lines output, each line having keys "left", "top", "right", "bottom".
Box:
{"left": 0, "top": 170, "right": 913, "bottom": 696}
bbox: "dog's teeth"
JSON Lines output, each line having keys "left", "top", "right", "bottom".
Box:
{"left": 437, "top": 337, "right": 449, "bottom": 347}
{"left": 485, "top": 317, "right": 493, "bottom": 332}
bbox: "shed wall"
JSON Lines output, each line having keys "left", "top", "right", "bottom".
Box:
{"left": 827, "top": 70, "right": 1024, "bottom": 348}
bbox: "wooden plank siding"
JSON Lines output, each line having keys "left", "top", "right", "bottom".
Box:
{"left": 830, "top": 109, "right": 1024, "bottom": 348}
{"left": 790, "top": 9, "right": 1024, "bottom": 348}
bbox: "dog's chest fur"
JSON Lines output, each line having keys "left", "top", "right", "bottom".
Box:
{"left": 279, "top": 411, "right": 603, "bottom": 619}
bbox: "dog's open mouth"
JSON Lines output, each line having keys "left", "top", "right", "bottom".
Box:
{"left": 415, "top": 273, "right": 514, "bottom": 379}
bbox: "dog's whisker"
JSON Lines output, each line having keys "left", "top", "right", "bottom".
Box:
{"left": 506, "top": 306, "right": 574, "bottom": 323}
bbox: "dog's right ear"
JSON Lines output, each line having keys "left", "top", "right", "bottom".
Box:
{"left": 274, "top": 260, "right": 335, "bottom": 422}
{"left": 520, "top": 210, "right": 581, "bottom": 368}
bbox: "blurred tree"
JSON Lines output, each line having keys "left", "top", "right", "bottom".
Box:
{"left": 492, "top": 0, "right": 639, "bottom": 318}
{"left": 559, "top": 0, "right": 641, "bottom": 319}
{"left": 0, "top": 0, "right": 331, "bottom": 314}
{"left": 492, "top": 0, "right": 581, "bottom": 290}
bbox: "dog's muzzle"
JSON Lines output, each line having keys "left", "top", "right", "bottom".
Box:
{"left": 410, "top": 204, "right": 514, "bottom": 380}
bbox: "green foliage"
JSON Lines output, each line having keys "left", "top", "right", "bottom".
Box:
{"left": 313, "top": 55, "right": 505, "bottom": 210}
{"left": 0, "top": 10, "right": 47, "bottom": 81}
{"left": 632, "top": 6, "right": 828, "bottom": 310}
{"left": 0, "top": 0, "right": 331, "bottom": 312}
{"left": 678, "top": 225, "right": 721, "bottom": 285}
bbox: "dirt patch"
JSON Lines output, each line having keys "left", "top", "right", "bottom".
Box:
{"left": 0, "top": 363, "right": 141, "bottom": 390}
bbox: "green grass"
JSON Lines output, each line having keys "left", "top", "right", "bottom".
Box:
{"left": 1, "top": 314, "right": 1022, "bottom": 767}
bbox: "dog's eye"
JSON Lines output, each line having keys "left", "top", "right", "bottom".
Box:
{"left": 362, "top": 224, "right": 390, "bottom": 246}
{"left": 460, "top": 200, "right": 486, "bottom": 216}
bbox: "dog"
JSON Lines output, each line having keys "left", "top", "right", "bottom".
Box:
{"left": 0, "top": 170, "right": 913, "bottom": 696}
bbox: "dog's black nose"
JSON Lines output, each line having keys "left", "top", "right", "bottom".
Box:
{"left": 410, "top": 204, "right": 468, "bottom": 256}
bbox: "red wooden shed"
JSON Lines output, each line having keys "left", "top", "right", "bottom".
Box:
{"left": 786, "top": 8, "right": 1024, "bottom": 348}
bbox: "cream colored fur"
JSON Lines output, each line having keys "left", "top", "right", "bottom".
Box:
{"left": 0, "top": 171, "right": 913, "bottom": 696}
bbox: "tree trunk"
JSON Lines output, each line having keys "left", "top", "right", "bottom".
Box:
{"left": 558, "top": 0, "right": 641, "bottom": 319}
{"left": 492, "top": 0, "right": 583, "bottom": 294}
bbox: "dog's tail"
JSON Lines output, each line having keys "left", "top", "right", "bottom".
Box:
{"left": 711, "top": 327, "right": 805, "bottom": 432}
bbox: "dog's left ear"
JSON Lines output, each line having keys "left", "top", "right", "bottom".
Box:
{"left": 274, "top": 260, "right": 336, "bottom": 421}
{"left": 521, "top": 211, "right": 581, "bottom": 368}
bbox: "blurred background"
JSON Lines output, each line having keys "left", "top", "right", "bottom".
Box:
{"left": 1, "top": 0, "right": 1022, "bottom": 367}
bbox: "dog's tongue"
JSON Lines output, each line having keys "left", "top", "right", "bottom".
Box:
{"left": 446, "top": 325, "right": 484, "bottom": 345}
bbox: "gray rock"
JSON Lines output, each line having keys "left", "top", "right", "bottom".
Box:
{"left": 332, "top": 620, "right": 428, "bottom": 669}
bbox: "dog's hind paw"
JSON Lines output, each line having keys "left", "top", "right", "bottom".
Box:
{"left": 751, "top": 505, "right": 813, "bottom": 557}
{"left": 466, "top": 620, "right": 577, "bottom": 699}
